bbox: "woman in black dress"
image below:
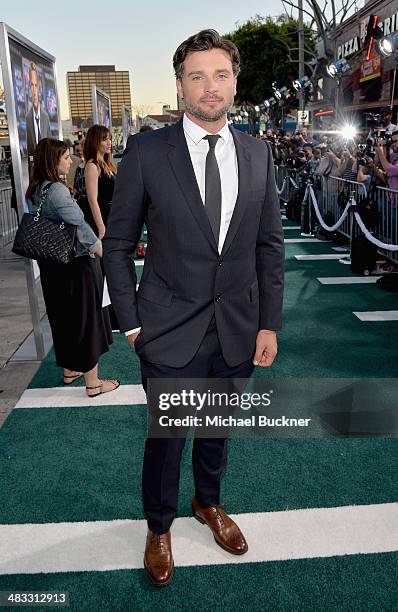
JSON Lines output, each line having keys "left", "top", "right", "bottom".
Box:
{"left": 82, "top": 125, "right": 119, "bottom": 329}
{"left": 26, "top": 139, "right": 119, "bottom": 397}
{"left": 82, "top": 125, "right": 116, "bottom": 238}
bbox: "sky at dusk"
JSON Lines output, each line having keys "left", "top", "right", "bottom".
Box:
{"left": 1, "top": 0, "right": 287, "bottom": 118}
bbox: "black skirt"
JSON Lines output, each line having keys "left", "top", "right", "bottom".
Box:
{"left": 39, "top": 255, "right": 113, "bottom": 372}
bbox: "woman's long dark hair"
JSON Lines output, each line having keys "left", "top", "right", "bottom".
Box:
{"left": 26, "top": 138, "right": 68, "bottom": 202}
{"left": 83, "top": 125, "right": 116, "bottom": 176}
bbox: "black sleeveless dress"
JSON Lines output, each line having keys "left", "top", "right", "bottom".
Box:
{"left": 77, "top": 167, "right": 115, "bottom": 236}
{"left": 97, "top": 169, "right": 115, "bottom": 228}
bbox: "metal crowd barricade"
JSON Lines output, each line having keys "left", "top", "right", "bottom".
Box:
{"left": 275, "top": 165, "right": 398, "bottom": 264}
{"left": 274, "top": 165, "right": 300, "bottom": 203}
{"left": 275, "top": 164, "right": 288, "bottom": 199}
{"left": 0, "top": 161, "right": 10, "bottom": 181}
{"left": 374, "top": 185, "right": 398, "bottom": 264}
{"left": 320, "top": 176, "right": 368, "bottom": 239}
{"left": 0, "top": 187, "right": 18, "bottom": 258}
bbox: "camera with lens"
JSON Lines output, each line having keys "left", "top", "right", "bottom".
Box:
{"left": 357, "top": 155, "right": 374, "bottom": 167}
{"left": 375, "top": 129, "right": 392, "bottom": 147}
{"left": 286, "top": 156, "right": 304, "bottom": 170}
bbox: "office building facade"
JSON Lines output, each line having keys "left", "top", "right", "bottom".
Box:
{"left": 67, "top": 65, "right": 132, "bottom": 128}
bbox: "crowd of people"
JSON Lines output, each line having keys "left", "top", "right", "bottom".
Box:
{"left": 263, "top": 119, "right": 398, "bottom": 192}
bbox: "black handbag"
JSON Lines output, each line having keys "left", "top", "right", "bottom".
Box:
{"left": 12, "top": 183, "right": 77, "bottom": 264}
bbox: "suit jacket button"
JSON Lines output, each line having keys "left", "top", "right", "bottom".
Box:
{"left": 215, "top": 294, "right": 221, "bottom": 302}
{"left": 218, "top": 258, "right": 223, "bottom": 266}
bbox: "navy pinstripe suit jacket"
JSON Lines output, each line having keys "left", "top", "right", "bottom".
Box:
{"left": 104, "top": 118, "right": 284, "bottom": 368}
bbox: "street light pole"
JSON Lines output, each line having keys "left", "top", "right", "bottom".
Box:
{"left": 298, "top": 0, "right": 305, "bottom": 112}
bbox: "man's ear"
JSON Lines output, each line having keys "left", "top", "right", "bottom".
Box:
{"left": 176, "top": 78, "right": 184, "bottom": 100}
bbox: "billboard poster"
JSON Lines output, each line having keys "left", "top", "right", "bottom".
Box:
{"left": 121, "top": 104, "right": 131, "bottom": 148}
{"left": 0, "top": 22, "right": 62, "bottom": 360}
{"left": 92, "top": 85, "right": 111, "bottom": 129}
{"left": 8, "top": 36, "right": 59, "bottom": 159}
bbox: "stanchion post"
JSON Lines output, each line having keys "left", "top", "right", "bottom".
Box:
{"left": 348, "top": 188, "right": 357, "bottom": 264}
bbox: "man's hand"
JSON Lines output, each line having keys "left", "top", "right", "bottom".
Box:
{"left": 127, "top": 330, "right": 141, "bottom": 350}
{"left": 253, "top": 330, "right": 278, "bottom": 367}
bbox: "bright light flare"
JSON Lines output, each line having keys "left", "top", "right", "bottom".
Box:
{"left": 340, "top": 124, "right": 357, "bottom": 141}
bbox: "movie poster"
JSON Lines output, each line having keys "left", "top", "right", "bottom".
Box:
{"left": 93, "top": 87, "right": 111, "bottom": 129}
{"left": 122, "top": 104, "right": 131, "bottom": 148}
{"left": 8, "top": 37, "right": 59, "bottom": 159}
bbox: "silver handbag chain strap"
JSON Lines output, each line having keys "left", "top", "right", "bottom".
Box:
{"left": 33, "top": 183, "right": 65, "bottom": 229}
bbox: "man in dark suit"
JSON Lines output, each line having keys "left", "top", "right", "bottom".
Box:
{"left": 104, "top": 29, "right": 284, "bottom": 587}
{"left": 26, "top": 62, "right": 51, "bottom": 157}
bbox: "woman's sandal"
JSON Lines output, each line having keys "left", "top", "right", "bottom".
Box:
{"left": 86, "top": 379, "right": 120, "bottom": 398}
{"left": 64, "top": 373, "right": 84, "bottom": 385}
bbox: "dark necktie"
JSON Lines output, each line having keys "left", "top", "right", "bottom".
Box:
{"left": 35, "top": 115, "right": 41, "bottom": 142}
{"left": 203, "top": 134, "right": 221, "bottom": 245}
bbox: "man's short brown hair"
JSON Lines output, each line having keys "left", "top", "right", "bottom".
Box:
{"left": 173, "top": 29, "right": 240, "bottom": 80}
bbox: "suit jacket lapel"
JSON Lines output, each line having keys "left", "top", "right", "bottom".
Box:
{"left": 167, "top": 119, "right": 218, "bottom": 252}
{"left": 220, "top": 126, "right": 251, "bottom": 257}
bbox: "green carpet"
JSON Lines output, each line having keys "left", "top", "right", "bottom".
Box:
{"left": 0, "top": 406, "right": 396, "bottom": 523}
{"left": 1, "top": 225, "right": 397, "bottom": 609}
{"left": 0, "top": 552, "right": 396, "bottom": 612}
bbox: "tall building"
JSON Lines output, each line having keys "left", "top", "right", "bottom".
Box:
{"left": 67, "top": 65, "right": 132, "bottom": 128}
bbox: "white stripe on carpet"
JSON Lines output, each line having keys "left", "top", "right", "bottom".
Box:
{"left": 285, "top": 238, "right": 324, "bottom": 243}
{"left": 134, "top": 260, "right": 144, "bottom": 266}
{"left": 318, "top": 276, "right": 381, "bottom": 285}
{"left": 295, "top": 254, "right": 343, "bottom": 261}
{"left": 14, "top": 384, "right": 147, "bottom": 408}
{"left": 0, "top": 503, "right": 397, "bottom": 575}
{"left": 283, "top": 226, "right": 300, "bottom": 230}
{"left": 353, "top": 310, "right": 398, "bottom": 322}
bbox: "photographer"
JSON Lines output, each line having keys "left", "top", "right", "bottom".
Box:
{"left": 357, "top": 154, "right": 386, "bottom": 188}
{"left": 335, "top": 144, "right": 358, "bottom": 181}
{"left": 285, "top": 145, "right": 306, "bottom": 173}
{"left": 380, "top": 109, "right": 398, "bottom": 136}
{"left": 374, "top": 130, "right": 398, "bottom": 190}
{"left": 295, "top": 144, "right": 319, "bottom": 236}
{"left": 375, "top": 131, "right": 398, "bottom": 244}
{"left": 318, "top": 146, "right": 340, "bottom": 177}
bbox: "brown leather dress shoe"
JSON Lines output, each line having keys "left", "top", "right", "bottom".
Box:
{"left": 192, "top": 497, "right": 248, "bottom": 555}
{"left": 144, "top": 529, "right": 174, "bottom": 587}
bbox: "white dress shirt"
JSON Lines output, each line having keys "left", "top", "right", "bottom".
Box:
{"left": 33, "top": 106, "right": 41, "bottom": 144}
{"left": 182, "top": 113, "right": 238, "bottom": 253}
{"left": 125, "top": 113, "right": 239, "bottom": 337}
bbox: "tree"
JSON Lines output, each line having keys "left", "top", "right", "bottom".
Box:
{"left": 132, "top": 104, "right": 153, "bottom": 119}
{"left": 281, "top": 0, "right": 358, "bottom": 58}
{"left": 224, "top": 15, "right": 315, "bottom": 105}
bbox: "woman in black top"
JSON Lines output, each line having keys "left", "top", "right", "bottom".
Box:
{"left": 81, "top": 125, "right": 120, "bottom": 329}
{"left": 83, "top": 125, "right": 116, "bottom": 237}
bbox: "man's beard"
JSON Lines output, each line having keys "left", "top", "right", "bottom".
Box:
{"left": 184, "top": 97, "right": 232, "bottom": 122}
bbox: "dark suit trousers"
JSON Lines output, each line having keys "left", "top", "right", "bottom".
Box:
{"left": 139, "top": 316, "right": 254, "bottom": 534}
